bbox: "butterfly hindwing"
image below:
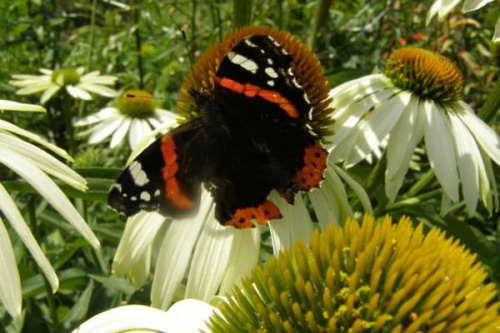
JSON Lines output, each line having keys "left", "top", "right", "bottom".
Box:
{"left": 108, "top": 119, "right": 207, "bottom": 218}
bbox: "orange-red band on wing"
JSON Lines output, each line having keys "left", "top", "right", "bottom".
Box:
{"left": 293, "top": 141, "right": 328, "bottom": 190}
{"left": 224, "top": 200, "right": 282, "bottom": 229}
{"left": 218, "top": 77, "right": 299, "bottom": 119}
{"left": 160, "top": 134, "right": 193, "bottom": 210}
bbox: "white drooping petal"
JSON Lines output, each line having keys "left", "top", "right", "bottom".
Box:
{"left": 438, "top": 0, "right": 461, "bottom": 18}
{"left": 0, "top": 119, "right": 72, "bottom": 161}
{"left": 423, "top": 100, "right": 459, "bottom": 202}
{"left": 128, "top": 119, "right": 145, "bottom": 148}
{"left": 334, "top": 164, "right": 373, "bottom": 214}
{"left": 0, "top": 100, "right": 45, "bottom": 112}
{"left": 0, "top": 184, "right": 58, "bottom": 292}
{"left": 0, "top": 147, "right": 100, "bottom": 249}
{"left": 0, "top": 133, "right": 86, "bottom": 191}
{"left": 72, "top": 301, "right": 217, "bottom": 333}
{"left": 456, "top": 101, "right": 500, "bottom": 166}
{"left": 66, "top": 85, "right": 92, "bottom": 100}
{"left": 269, "top": 192, "right": 314, "bottom": 255}
{"left": 75, "top": 107, "right": 118, "bottom": 126}
{"left": 40, "top": 85, "right": 62, "bottom": 104}
{"left": 329, "top": 84, "right": 396, "bottom": 148}
{"left": 77, "top": 83, "right": 118, "bottom": 97}
{"left": 494, "top": 17, "right": 500, "bottom": 42}
{"left": 426, "top": 0, "right": 444, "bottom": 24}
{"left": 218, "top": 228, "right": 260, "bottom": 295}
{"left": 448, "top": 111, "right": 481, "bottom": 214}
{"left": 340, "top": 92, "right": 410, "bottom": 167}
{"left": 385, "top": 95, "right": 426, "bottom": 201}
{"left": 308, "top": 169, "right": 343, "bottom": 227}
{"left": 185, "top": 215, "right": 234, "bottom": 301}
{"left": 462, "top": 0, "right": 494, "bottom": 12}
{"left": 113, "top": 211, "right": 166, "bottom": 287}
{"left": 15, "top": 82, "right": 57, "bottom": 95}
{"left": 110, "top": 118, "right": 131, "bottom": 148}
{"left": 0, "top": 216, "right": 22, "bottom": 318}
{"left": 151, "top": 191, "right": 213, "bottom": 310}
{"left": 88, "top": 117, "right": 124, "bottom": 144}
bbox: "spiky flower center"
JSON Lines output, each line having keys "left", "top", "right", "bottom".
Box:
{"left": 209, "top": 215, "right": 500, "bottom": 332}
{"left": 117, "top": 89, "right": 155, "bottom": 118}
{"left": 51, "top": 68, "right": 81, "bottom": 86}
{"left": 384, "top": 48, "right": 464, "bottom": 103}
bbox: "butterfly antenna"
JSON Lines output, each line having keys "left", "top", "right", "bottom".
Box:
{"left": 181, "top": 29, "right": 194, "bottom": 71}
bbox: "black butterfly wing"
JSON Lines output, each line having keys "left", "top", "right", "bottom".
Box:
{"left": 108, "top": 118, "right": 207, "bottom": 218}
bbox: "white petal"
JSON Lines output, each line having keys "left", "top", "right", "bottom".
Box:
{"left": 0, "top": 119, "right": 72, "bottom": 161}
{"left": 76, "top": 83, "right": 118, "bottom": 97}
{"left": 16, "top": 82, "right": 57, "bottom": 94}
{"left": 494, "top": 17, "right": 500, "bottom": 42}
{"left": 74, "top": 107, "right": 118, "bottom": 127}
{"left": 0, "top": 216, "right": 21, "bottom": 318}
{"left": 218, "top": 228, "right": 260, "bottom": 295}
{"left": 423, "top": 101, "right": 459, "bottom": 202}
{"left": 462, "top": 0, "right": 493, "bottom": 12}
{"left": 39, "top": 68, "right": 53, "bottom": 75}
{"left": 334, "top": 164, "right": 373, "bottom": 214}
{"left": 80, "top": 74, "right": 118, "bottom": 85}
{"left": 456, "top": 101, "right": 500, "bottom": 166}
{"left": 128, "top": 119, "right": 151, "bottom": 148}
{"left": 309, "top": 169, "right": 343, "bottom": 227}
{"left": 66, "top": 85, "right": 92, "bottom": 100}
{"left": 438, "top": 0, "right": 461, "bottom": 18}
{"left": 110, "top": 118, "right": 131, "bottom": 148}
{"left": 385, "top": 95, "right": 426, "bottom": 201}
{"left": 40, "top": 85, "right": 62, "bottom": 104}
{"left": 151, "top": 191, "right": 213, "bottom": 309}
{"left": 329, "top": 85, "right": 396, "bottom": 143}
{"left": 0, "top": 184, "right": 58, "bottom": 292}
{"left": 448, "top": 111, "right": 481, "bottom": 214}
{"left": 269, "top": 192, "right": 313, "bottom": 255}
{"left": 185, "top": 214, "right": 234, "bottom": 301}
{"left": 0, "top": 147, "right": 100, "bottom": 249}
{"left": 113, "top": 212, "right": 166, "bottom": 287}
{"left": 72, "top": 301, "right": 217, "bottom": 333}
{"left": 0, "top": 133, "right": 86, "bottom": 191}
{"left": 0, "top": 100, "right": 45, "bottom": 112}
{"left": 347, "top": 91, "right": 410, "bottom": 166}
{"left": 426, "top": 0, "right": 443, "bottom": 24}
{"left": 88, "top": 117, "right": 124, "bottom": 144}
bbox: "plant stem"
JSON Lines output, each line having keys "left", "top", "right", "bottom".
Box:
{"left": 404, "top": 169, "right": 435, "bottom": 198}
{"left": 233, "top": 0, "right": 252, "bottom": 28}
{"left": 365, "top": 154, "right": 386, "bottom": 193}
{"left": 133, "top": 0, "right": 144, "bottom": 89}
{"left": 378, "top": 189, "right": 442, "bottom": 213}
{"left": 27, "top": 196, "right": 59, "bottom": 329}
{"left": 307, "top": 0, "right": 332, "bottom": 50}
{"left": 478, "top": 74, "right": 500, "bottom": 123}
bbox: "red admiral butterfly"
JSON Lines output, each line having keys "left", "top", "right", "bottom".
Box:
{"left": 108, "top": 27, "right": 333, "bottom": 229}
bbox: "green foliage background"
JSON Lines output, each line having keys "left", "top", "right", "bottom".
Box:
{"left": 0, "top": 0, "right": 498, "bottom": 332}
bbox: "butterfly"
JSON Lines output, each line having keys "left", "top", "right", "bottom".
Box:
{"left": 108, "top": 27, "right": 332, "bottom": 229}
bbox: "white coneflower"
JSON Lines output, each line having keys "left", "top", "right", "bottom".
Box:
{"left": 75, "top": 89, "right": 180, "bottom": 149}
{"left": 10, "top": 67, "right": 118, "bottom": 104}
{"left": 329, "top": 47, "right": 500, "bottom": 215}
{"left": 0, "top": 100, "right": 99, "bottom": 318}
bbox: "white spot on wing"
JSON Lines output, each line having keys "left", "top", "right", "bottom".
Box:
{"left": 128, "top": 161, "right": 149, "bottom": 186}
{"left": 265, "top": 67, "right": 278, "bottom": 78}
{"left": 244, "top": 39, "right": 258, "bottom": 48}
{"left": 111, "top": 183, "right": 122, "bottom": 192}
{"left": 267, "top": 58, "right": 273, "bottom": 65}
{"left": 228, "top": 51, "right": 258, "bottom": 74}
{"left": 267, "top": 80, "right": 275, "bottom": 86}
{"left": 140, "top": 192, "right": 151, "bottom": 201}
{"left": 154, "top": 189, "right": 161, "bottom": 197}
{"left": 131, "top": 196, "right": 137, "bottom": 201}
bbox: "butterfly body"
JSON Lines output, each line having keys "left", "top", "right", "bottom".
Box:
{"left": 109, "top": 29, "right": 330, "bottom": 228}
